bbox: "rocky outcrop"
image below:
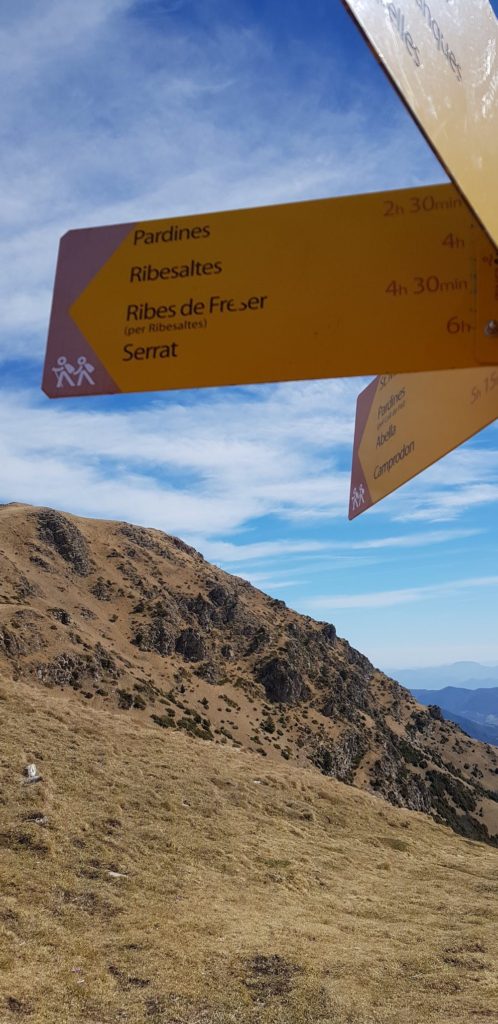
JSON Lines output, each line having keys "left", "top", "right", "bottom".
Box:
{"left": 257, "top": 657, "right": 310, "bottom": 704}
{"left": 175, "top": 628, "right": 206, "bottom": 662}
{"left": 312, "top": 728, "right": 368, "bottom": 783}
{"left": 131, "top": 618, "right": 175, "bottom": 656}
{"left": 36, "top": 509, "right": 92, "bottom": 576}
{"left": 0, "top": 611, "right": 46, "bottom": 657}
{"left": 35, "top": 643, "right": 121, "bottom": 690}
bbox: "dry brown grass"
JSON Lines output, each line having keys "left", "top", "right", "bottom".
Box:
{"left": 1, "top": 676, "right": 498, "bottom": 1024}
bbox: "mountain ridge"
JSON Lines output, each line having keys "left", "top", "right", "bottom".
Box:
{"left": 388, "top": 662, "right": 498, "bottom": 690}
{"left": 411, "top": 686, "right": 498, "bottom": 722}
{"left": 1, "top": 502, "right": 497, "bottom": 846}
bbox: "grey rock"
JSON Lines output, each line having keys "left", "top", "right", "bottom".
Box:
{"left": 257, "top": 657, "right": 309, "bottom": 704}
{"left": 36, "top": 509, "right": 92, "bottom": 576}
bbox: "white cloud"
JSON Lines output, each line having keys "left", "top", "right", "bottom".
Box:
{"left": 0, "top": 1, "right": 441, "bottom": 359}
{"left": 307, "top": 575, "right": 498, "bottom": 611}
{"left": 340, "top": 528, "right": 481, "bottom": 550}
{"left": 0, "top": 382, "right": 493, "bottom": 555}
{"left": 200, "top": 539, "right": 330, "bottom": 562}
{"left": 389, "top": 448, "right": 498, "bottom": 521}
{"left": 0, "top": 1, "right": 131, "bottom": 76}
{"left": 0, "top": 382, "right": 356, "bottom": 537}
{"left": 203, "top": 527, "right": 480, "bottom": 565}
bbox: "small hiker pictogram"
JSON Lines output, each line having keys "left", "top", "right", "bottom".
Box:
{"left": 351, "top": 483, "right": 366, "bottom": 512}
{"left": 52, "top": 355, "right": 95, "bottom": 388}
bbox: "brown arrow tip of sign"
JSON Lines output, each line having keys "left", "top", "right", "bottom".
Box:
{"left": 42, "top": 224, "right": 133, "bottom": 399}
{"left": 348, "top": 377, "right": 377, "bottom": 520}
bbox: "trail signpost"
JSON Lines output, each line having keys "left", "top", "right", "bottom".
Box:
{"left": 42, "top": 184, "right": 497, "bottom": 398}
{"left": 42, "top": 1, "right": 498, "bottom": 520}
{"left": 349, "top": 364, "right": 498, "bottom": 518}
{"left": 341, "top": 0, "right": 498, "bottom": 248}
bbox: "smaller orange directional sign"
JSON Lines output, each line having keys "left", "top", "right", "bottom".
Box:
{"left": 43, "top": 184, "right": 498, "bottom": 399}
{"left": 342, "top": 0, "right": 498, "bottom": 248}
{"left": 349, "top": 365, "right": 498, "bottom": 519}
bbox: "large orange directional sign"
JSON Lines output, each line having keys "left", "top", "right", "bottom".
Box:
{"left": 349, "top": 365, "right": 498, "bottom": 519}
{"left": 342, "top": 0, "right": 498, "bottom": 248}
{"left": 42, "top": 184, "right": 497, "bottom": 398}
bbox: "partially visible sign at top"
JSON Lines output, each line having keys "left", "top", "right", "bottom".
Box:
{"left": 342, "top": 0, "right": 498, "bottom": 248}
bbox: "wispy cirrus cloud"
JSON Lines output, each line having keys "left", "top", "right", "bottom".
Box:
{"left": 0, "top": 381, "right": 489, "bottom": 567}
{"left": 307, "top": 575, "right": 498, "bottom": 611}
{"left": 0, "top": 381, "right": 356, "bottom": 537}
{"left": 203, "top": 527, "right": 481, "bottom": 565}
{"left": 388, "top": 447, "right": 498, "bottom": 522}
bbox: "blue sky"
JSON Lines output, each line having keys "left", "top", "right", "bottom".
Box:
{"left": 2, "top": 0, "right": 498, "bottom": 669}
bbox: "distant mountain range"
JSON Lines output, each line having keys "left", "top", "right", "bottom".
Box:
{"left": 410, "top": 686, "right": 498, "bottom": 747}
{"left": 387, "top": 662, "right": 498, "bottom": 691}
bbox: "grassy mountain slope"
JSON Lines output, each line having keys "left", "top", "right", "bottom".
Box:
{"left": 1, "top": 675, "right": 498, "bottom": 1024}
{"left": 0, "top": 502, "right": 497, "bottom": 846}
